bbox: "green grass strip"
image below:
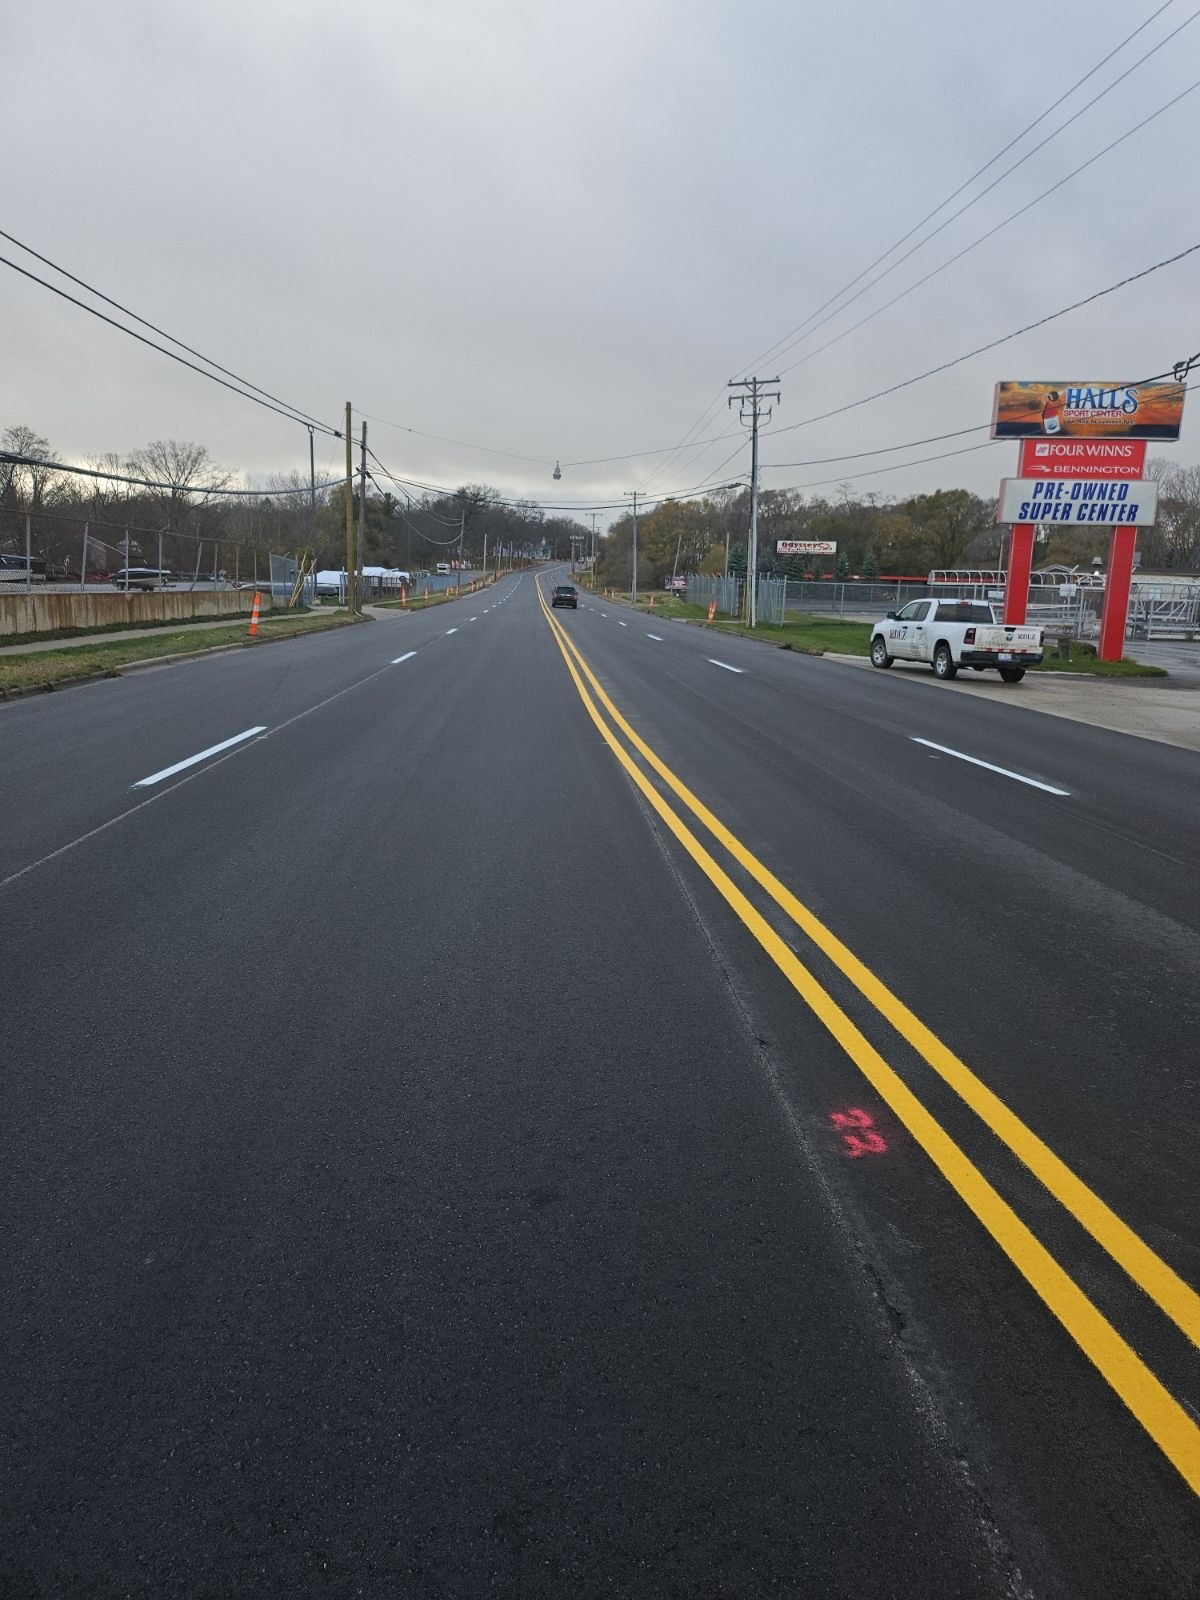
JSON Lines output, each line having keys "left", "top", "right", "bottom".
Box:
{"left": 0, "top": 612, "right": 361, "bottom": 693}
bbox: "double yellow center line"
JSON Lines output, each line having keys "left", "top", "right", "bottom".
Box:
{"left": 537, "top": 581, "right": 1200, "bottom": 1495}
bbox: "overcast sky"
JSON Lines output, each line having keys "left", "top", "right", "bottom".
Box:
{"left": 4, "top": 0, "right": 1198, "bottom": 524}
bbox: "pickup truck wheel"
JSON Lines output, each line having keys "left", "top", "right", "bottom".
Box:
{"left": 999, "top": 666, "right": 1026, "bottom": 683}
{"left": 932, "top": 642, "right": 957, "bottom": 680}
{"left": 870, "top": 636, "right": 893, "bottom": 669}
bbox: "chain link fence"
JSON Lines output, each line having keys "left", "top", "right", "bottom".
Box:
{"left": 0, "top": 510, "right": 287, "bottom": 593}
{"left": 686, "top": 574, "right": 741, "bottom": 615}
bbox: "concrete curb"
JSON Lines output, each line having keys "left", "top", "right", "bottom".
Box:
{"left": 819, "top": 651, "right": 1176, "bottom": 684}
{"left": 0, "top": 618, "right": 367, "bottom": 703}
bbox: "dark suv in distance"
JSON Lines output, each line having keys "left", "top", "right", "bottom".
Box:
{"left": 552, "top": 585, "right": 578, "bottom": 609}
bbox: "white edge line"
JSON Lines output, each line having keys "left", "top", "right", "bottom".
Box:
{"left": 911, "top": 737, "right": 1071, "bottom": 796}
{"left": 391, "top": 651, "right": 417, "bottom": 665}
{"left": 133, "top": 726, "right": 267, "bottom": 788}
{"left": 707, "top": 658, "right": 744, "bottom": 674}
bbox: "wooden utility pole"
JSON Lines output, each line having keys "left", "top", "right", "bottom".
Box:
{"left": 344, "top": 402, "right": 356, "bottom": 614}
{"left": 728, "top": 376, "right": 780, "bottom": 627}
{"left": 357, "top": 421, "right": 368, "bottom": 601}
{"left": 623, "top": 491, "right": 639, "bottom": 603}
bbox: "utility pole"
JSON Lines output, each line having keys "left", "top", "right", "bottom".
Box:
{"left": 308, "top": 425, "right": 317, "bottom": 601}
{"left": 728, "top": 376, "right": 780, "bottom": 628}
{"left": 624, "top": 490, "right": 639, "bottom": 603}
{"left": 357, "top": 420, "right": 368, "bottom": 602}
{"left": 457, "top": 510, "right": 465, "bottom": 593}
{"left": 344, "top": 402, "right": 356, "bottom": 614}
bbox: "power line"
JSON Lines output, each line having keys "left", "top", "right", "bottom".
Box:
{"left": 763, "top": 423, "right": 991, "bottom": 470}
{"left": 0, "top": 451, "right": 343, "bottom": 498}
{"left": 563, "top": 4, "right": 1188, "bottom": 485}
{"left": 776, "top": 73, "right": 1200, "bottom": 380}
{"left": 768, "top": 440, "right": 1002, "bottom": 494}
{"left": 0, "top": 251, "right": 341, "bottom": 438}
{"left": 3, "top": 502, "right": 304, "bottom": 552}
{"left": 609, "top": 4, "right": 1186, "bottom": 498}
{"left": 362, "top": 413, "right": 552, "bottom": 469}
{"left": 0, "top": 229, "right": 334, "bottom": 433}
{"left": 759, "top": 343, "right": 1198, "bottom": 473}
{"left": 742, "top": 1, "right": 1187, "bottom": 374}
{"left": 363, "top": 446, "right": 462, "bottom": 522}
{"left": 761, "top": 242, "right": 1200, "bottom": 439}
{"left": 364, "top": 473, "right": 466, "bottom": 547}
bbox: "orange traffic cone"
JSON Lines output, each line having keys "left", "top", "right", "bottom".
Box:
{"left": 707, "top": 598, "right": 716, "bottom": 623}
{"left": 248, "top": 590, "right": 261, "bottom": 637}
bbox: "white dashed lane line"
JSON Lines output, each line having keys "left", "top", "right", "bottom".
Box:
{"left": 707, "top": 659, "right": 744, "bottom": 674}
{"left": 391, "top": 651, "right": 417, "bottom": 665}
{"left": 911, "top": 738, "right": 1071, "bottom": 796}
{"left": 133, "top": 727, "right": 267, "bottom": 789}
{"left": 647, "top": 634, "right": 663, "bottom": 641}
{"left": 445, "top": 628, "right": 458, "bottom": 635}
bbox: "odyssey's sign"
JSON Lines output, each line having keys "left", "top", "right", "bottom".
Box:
{"left": 997, "top": 477, "right": 1158, "bottom": 527}
{"left": 777, "top": 539, "right": 836, "bottom": 555}
{"left": 991, "top": 381, "right": 1184, "bottom": 440}
{"left": 1018, "top": 438, "right": 1147, "bottom": 479}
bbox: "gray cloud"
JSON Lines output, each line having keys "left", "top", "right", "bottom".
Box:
{"left": 4, "top": 0, "right": 1197, "bottom": 518}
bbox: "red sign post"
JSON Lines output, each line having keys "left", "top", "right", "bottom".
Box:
{"left": 1098, "top": 525, "right": 1139, "bottom": 662}
{"left": 1002, "top": 525, "right": 1036, "bottom": 626}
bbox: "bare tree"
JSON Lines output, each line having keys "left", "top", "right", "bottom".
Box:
{"left": 1, "top": 423, "right": 58, "bottom": 512}
{"left": 1146, "top": 460, "right": 1200, "bottom": 570}
{"left": 126, "top": 439, "right": 232, "bottom": 535}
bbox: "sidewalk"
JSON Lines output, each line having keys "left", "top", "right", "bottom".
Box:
{"left": 0, "top": 614, "right": 270, "bottom": 656}
{"left": 826, "top": 653, "right": 1200, "bottom": 753}
{"left": 0, "top": 599, "right": 422, "bottom": 656}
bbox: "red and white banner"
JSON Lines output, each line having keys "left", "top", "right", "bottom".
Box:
{"left": 1018, "top": 438, "right": 1147, "bottom": 479}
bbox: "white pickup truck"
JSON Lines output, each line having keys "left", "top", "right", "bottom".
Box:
{"left": 869, "top": 599, "right": 1043, "bottom": 683}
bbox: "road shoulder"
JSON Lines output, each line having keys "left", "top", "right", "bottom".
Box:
{"left": 824, "top": 652, "right": 1200, "bottom": 752}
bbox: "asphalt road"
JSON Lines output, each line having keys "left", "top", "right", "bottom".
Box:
{"left": 2, "top": 569, "right": 1197, "bottom": 1597}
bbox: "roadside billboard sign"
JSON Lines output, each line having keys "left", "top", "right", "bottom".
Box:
{"left": 991, "top": 382, "right": 1184, "bottom": 440}
{"left": 1018, "top": 438, "right": 1147, "bottom": 478}
{"left": 997, "top": 478, "right": 1158, "bottom": 527}
{"left": 777, "top": 539, "right": 836, "bottom": 555}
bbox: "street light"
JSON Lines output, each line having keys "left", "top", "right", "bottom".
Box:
{"left": 552, "top": 461, "right": 562, "bottom": 481}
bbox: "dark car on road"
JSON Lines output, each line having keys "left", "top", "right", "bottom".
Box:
{"left": 552, "top": 585, "right": 578, "bottom": 609}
